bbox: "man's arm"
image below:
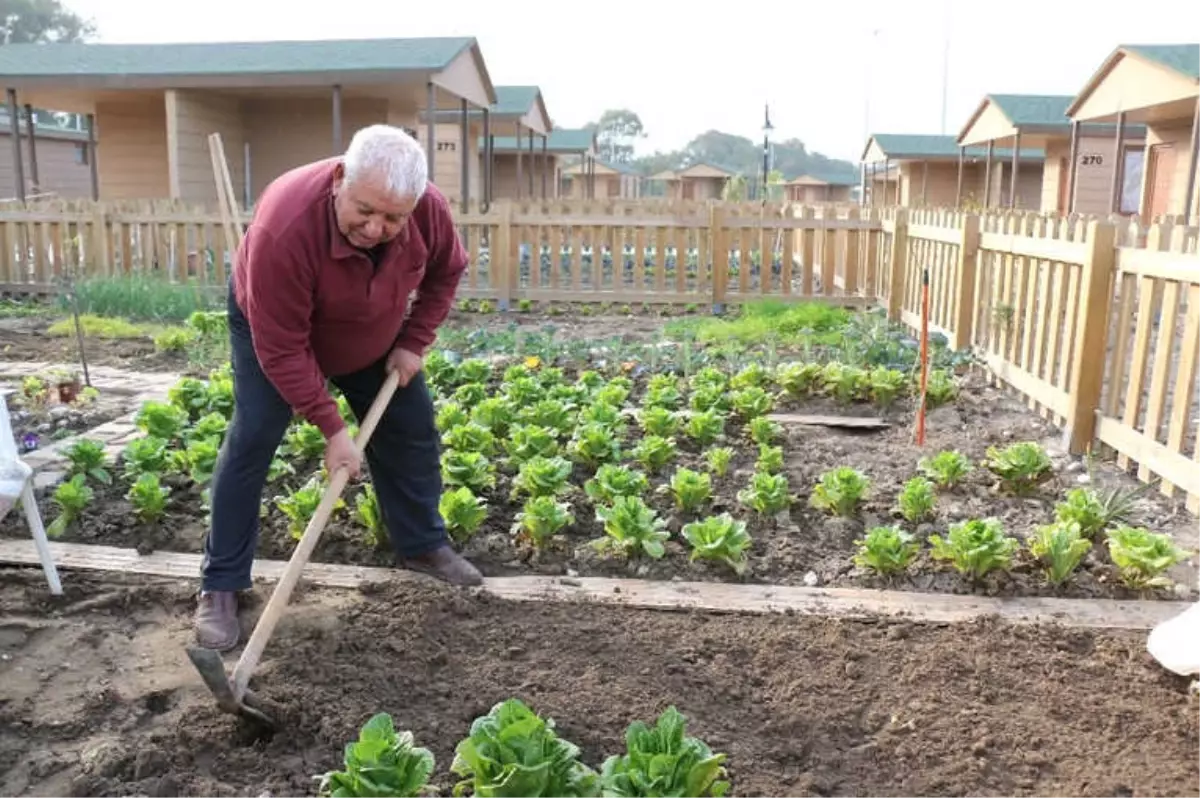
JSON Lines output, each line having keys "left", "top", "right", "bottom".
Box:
{"left": 238, "top": 227, "right": 344, "bottom": 439}
{"left": 393, "top": 193, "right": 468, "bottom": 357}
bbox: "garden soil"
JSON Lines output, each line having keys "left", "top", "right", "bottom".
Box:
{"left": 0, "top": 569, "right": 1196, "bottom": 798}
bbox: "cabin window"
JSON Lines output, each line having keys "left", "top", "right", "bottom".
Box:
{"left": 1119, "top": 146, "right": 1144, "bottom": 215}
{"left": 74, "top": 143, "right": 88, "bottom": 165}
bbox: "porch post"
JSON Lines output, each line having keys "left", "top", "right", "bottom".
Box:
{"left": 459, "top": 98, "right": 469, "bottom": 213}
{"left": 1183, "top": 99, "right": 1200, "bottom": 225}
{"left": 425, "top": 82, "right": 436, "bottom": 184}
{"left": 243, "top": 141, "right": 252, "bottom": 208}
{"left": 541, "top": 135, "right": 548, "bottom": 199}
{"left": 6, "top": 88, "right": 26, "bottom": 202}
{"left": 955, "top": 147, "right": 964, "bottom": 208}
{"left": 1008, "top": 131, "right": 1021, "bottom": 209}
{"left": 983, "top": 141, "right": 994, "bottom": 209}
{"left": 331, "top": 85, "right": 343, "bottom": 153}
{"left": 859, "top": 161, "right": 866, "bottom": 207}
{"left": 22, "top": 104, "right": 39, "bottom": 193}
{"left": 527, "top": 128, "right": 535, "bottom": 197}
{"left": 482, "top": 107, "right": 492, "bottom": 210}
{"left": 921, "top": 159, "right": 929, "bottom": 205}
{"left": 85, "top": 113, "right": 99, "bottom": 200}
{"left": 1066, "top": 120, "right": 1080, "bottom": 214}
{"left": 1109, "top": 111, "right": 1126, "bottom": 215}
{"left": 515, "top": 124, "right": 524, "bottom": 200}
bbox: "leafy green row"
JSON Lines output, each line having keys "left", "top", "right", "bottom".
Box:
{"left": 318, "top": 699, "right": 729, "bottom": 798}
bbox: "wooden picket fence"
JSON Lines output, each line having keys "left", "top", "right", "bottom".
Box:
{"left": 0, "top": 197, "right": 1197, "bottom": 512}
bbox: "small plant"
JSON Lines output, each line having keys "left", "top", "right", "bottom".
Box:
{"left": 754, "top": 444, "right": 783, "bottom": 474}
{"left": 46, "top": 474, "right": 92, "bottom": 538}
{"left": 354, "top": 483, "right": 387, "bottom": 548}
{"left": 511, "top": 456, "right": 573, "bottom": 501}
{"left": 704, "top": 447, "right": 733, "bottom": 477}
{"left": 1054, "top": 485, "right": 1141, "bottom": 539}
{"left": 1028, "top": 520, "right": 1091, "bottom": 586}
{"left": 737, "top": 471, "right": 791, "bottom": 515}
{"left": 929, "top": 518, "right": 1019, "bottom": 580}
{"left": 514, "top": 495, "right": 575, "bottom": 547}
{"left": 451, "top": 699, "right": 599, "bottom": 798}
{"left": 569, "top": 424, "right": 622, "bottom": 468}
{"left": 895, "top": 476, "right": 936, "bottom": 523}
{"left": 853, "top": 525, "right": 919, "bottom": 575}
{"left": 440, "top": 450, "right": 496, "bottom": 494}
{"left": 632, "top": 436, "right": 677, "bottom": 474}
{"left": 918, "top": 450, "right": 973, "bottom": 488}
{"left": 747, "top": 416, "right": 781, "bottom": 446}
{"left": 584, "top": 464, "right": 649, "bottom": 506}
{"left": 984, "top": 441, "right": 1053, "bottom": 495}
{"left": 810, "top": 467, "right": 870, "bottom": 517}
{"left": 1105, "top": 526, "right": 1191, "bottom": 590}
{"left": 439, "top": 486, "right": 488, "bottom": 543}
{"left": 442, "top": 423, "right": 497, "bottom": 457}
{"left": 592, "top": 495, "right": 670, "bottom": 559}
{"left": 276, "top": 477, "right": 344, "bottom": 540}
{"left": 681, "top": 514, "right": 752, "bottom": 575}
{"left": 63, "top": 438, "right": 111, "bottom": 485}
{"left": 666, "top": 468, "right": 713, "bottom": 513}
{"left": 127, "top": 472, "right": 169, "bottom": 524}
{"left": 599, "top": 706, "right": 730, "bottom": 797}
{"left": 640, "top": 407, "right": 682, "bottom": 438}
{"left": 868, "top": 366, "right": 907, "bottom": 407}
{"left": 317, "top": 712, "right": 435, "bottom": 798}
{"left": 685, "top": 410, "right": 725, "bottom": 446}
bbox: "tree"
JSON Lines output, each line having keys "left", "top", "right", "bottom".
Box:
{"left": 0, "top": 0, "right": 96, "bottom": 44}
{"left": 587, "top": 109, "right": 645, "bottom": 165}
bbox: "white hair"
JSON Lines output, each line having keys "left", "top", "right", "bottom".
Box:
{"left": 342, "top": 124, "right": 428, "bottom": 200}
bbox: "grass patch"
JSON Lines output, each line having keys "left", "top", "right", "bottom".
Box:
{"left": 59, "top": 274, "right": 222, "bottom": 323}
{"left": 664, "top": 300, "right": 851, "bottom": 346}
{"left": 45, "top": 314, "right": 150, "bottom": 339}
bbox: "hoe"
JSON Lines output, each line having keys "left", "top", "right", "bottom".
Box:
{"left": 186, "top": 370, "right": 400, "bottom": 727}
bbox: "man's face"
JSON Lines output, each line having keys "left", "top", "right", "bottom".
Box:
{"left": 332, "top": 167, "right": 418, "bottom": 250}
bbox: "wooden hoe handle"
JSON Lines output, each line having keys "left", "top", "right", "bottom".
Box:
{"left": 230, "top": 369, "right": 401, "bottom": 699}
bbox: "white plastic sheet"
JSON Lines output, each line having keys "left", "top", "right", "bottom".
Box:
{"left": 0, "top": 391, "right": 32, "bottom": 525}
{"left": 1146, "top": 601, "right": 1200, "bottom": 677}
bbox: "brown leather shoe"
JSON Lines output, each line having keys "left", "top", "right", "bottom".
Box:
{"left": 398, "top": 545, "right": 483, "bottom": 586}
{"left": 194, "top": 591, "right": 240, "bottom": 651}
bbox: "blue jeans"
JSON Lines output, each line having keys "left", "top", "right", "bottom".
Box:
{"left": 200, "top": 283, "right": 448, "bottom": 592}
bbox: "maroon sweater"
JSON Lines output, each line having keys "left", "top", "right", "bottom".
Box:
{"left": 233, "top": 157, "right": 467, "bottom": 439}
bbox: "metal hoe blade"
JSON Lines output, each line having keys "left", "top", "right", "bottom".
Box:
{"left": 186, "top": 646, "right": 277, "bottom": 727}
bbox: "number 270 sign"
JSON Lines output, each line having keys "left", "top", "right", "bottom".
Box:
{"left": 1079, "top": 154, "right": 1103, "bottom": 166}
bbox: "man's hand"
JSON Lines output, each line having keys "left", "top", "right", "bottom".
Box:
{"left": 386, "top": 346, "right": 423, "bottom": 386}
{"left": 325, "top": 428, "right": 362, "bottom": 480}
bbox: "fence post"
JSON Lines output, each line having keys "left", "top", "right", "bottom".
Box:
{"left": 710, "top": 203, "right": 728, "bottom": 314}
{"left": 951, "top": 212, "right": 980, "bottom": 350}
{"left": 494, "top": 200, "right": 512, "bottom": 311}
{"left": 886, "top": 208, "right": 908, "bottom": 321}
{"left": 1062, "top": 219, "right": 1117, "bottom": 455}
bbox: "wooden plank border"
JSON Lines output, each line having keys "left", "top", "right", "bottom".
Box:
{"left": 0, "top": 539, "right": 1185, "bottom": 631}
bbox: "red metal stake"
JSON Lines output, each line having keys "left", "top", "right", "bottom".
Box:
{"left": 915, "top": 266, "right": 930, "bottom": 446}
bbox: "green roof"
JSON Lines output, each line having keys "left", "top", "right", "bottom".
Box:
{"left": 425, "top": 84, "right": 542, "bottom": 123}
{"left": 0, "top": 37, "right": 474, "bottom": 77}
{"left": 987, "top": 94, "right": 1146, "bottom": 136}
{"left": 1124, "top": 43, "right": 1199, "bottom": 80}
{"left": 867, "top": 133, "right": 1044, "bottom": 162}
{"left": 491, "top": 86, "right": 540, "bottom": 116}
{"left": 481, "top": 128, "right": 594, "bottom": 153}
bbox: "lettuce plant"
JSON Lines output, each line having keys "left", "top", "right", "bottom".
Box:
{"left": 63, "top": 438, "right": 111, "bottom": 485}
{"left": 853, "top": 525, "right": 919, "bottom": 575}
{"left": 1028, "top": 520, "right": 1091, "bottom": 585}
{"left": 585, "top": 465, "right": 649, "bottom": 506}
{"left": 440, "top": 486, "right": 488, "bottom": 543}
{"left": 666, "top": 468, "right": 712, "bottom": 513}
{"left": 895, "top": 476, "right": 935, "bottom": 523}
{"left": 917, "top": 450, "right": 973, "bottom": 488}
{"left": 599, "top": 706, "right": 729, "bottom": 798}
{"left": 684, "top": 410, "right": 724, "bottom": 446}
{"left": 451, "top": 699, "right": 599, "bottom": 797}
{"left": 929, "top": 518, "right": 1018, "bottom": 579}
{"left": 317, "top": 713, "right": 434, "bottom": 798}
{"left": 704, "top": 448, "right": 732, "bottom": 478}
{"left": 1105, "top": 526, "right": 1191, "bottom": 589}
{"left": 737, "top": 471, "right": 791, "bottom": 515}
{"left": 355, "top": 483, "right": 387, "bottom": 549}
{"left": 593, "top": 496, "right": 670, "bottom": 559}
{"left": 681, "top": 515, "right": 752, "bottom": 575}
{"left": 46, "top": 474, "right": 92, "bottom": 538}
{"left": 127, "top": 472, "right": 169, "bottom": 524}
{"left": 514, "top": 495, "right": 575, "bottom": 547}
{"left": 810, "top": 467, "right": 870, "bottom": 517}
{"left": 984, "top": 442, "right": 1052, "bottom": 495}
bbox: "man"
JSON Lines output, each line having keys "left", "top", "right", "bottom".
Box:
{"left": 194, "top": 124, "right": 482, "bottom": 652}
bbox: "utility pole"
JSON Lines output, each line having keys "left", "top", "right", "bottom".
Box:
{"left": 762, "top": 103, "right": 773, "bottom": 202}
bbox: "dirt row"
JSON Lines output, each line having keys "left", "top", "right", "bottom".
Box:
{"left": 0, "top": 568, "right": 1196, "bottom": 798}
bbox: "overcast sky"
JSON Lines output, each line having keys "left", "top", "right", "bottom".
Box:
{"left": 68, "top": 0, "right": 1196, "bottom": 162}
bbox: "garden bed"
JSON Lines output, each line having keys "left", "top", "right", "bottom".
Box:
{"left": 0, "top": 568, "right": 1196, "bottom": 798}
{"left": 2, "top": 351, "right": 1195, "bottom": 603}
